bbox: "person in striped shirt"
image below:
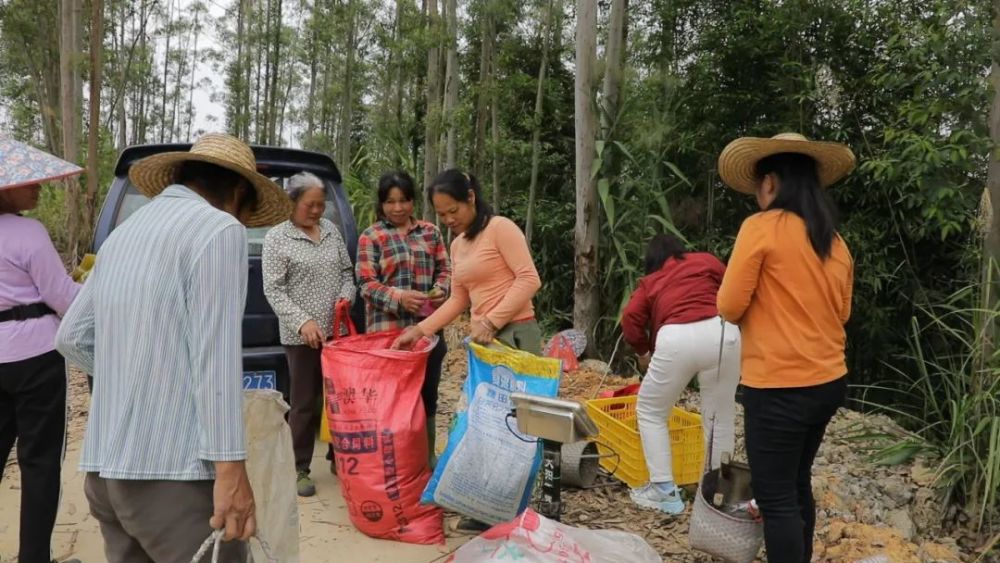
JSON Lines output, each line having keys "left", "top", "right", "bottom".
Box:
{"left": 355, "top": 171, "right": 451, "bottom": 466}
{"left": 56, "top": 134, "right": 292, "bottom": 563}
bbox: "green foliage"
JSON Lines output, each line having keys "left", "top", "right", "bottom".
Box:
{"left": 857, "top": 271, "right": 1000, "bottom": 532}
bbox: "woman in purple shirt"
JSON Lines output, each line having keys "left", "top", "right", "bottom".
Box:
{"left": 0, "top": 139, "right": 83, "bottom": 563}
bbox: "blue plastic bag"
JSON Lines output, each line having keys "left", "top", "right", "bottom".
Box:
{"left": 421, "top": 340, "right": 561, "bottom": 524}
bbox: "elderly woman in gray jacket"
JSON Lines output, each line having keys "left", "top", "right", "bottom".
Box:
{"left": 262, "top": 171, "right": 355, "bottom": 497}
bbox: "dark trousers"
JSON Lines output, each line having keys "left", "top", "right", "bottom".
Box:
{"left": 85, "top": 474, "right": 246, "bottom": 563}
{"left": 743, "top": 376, "right": 847, "bottom": 563}
{"left": 422, "top": 335, "right": 447, "bottom": 417}
{"left": 0, "top": 350, "right": 67, "bottom": 563}
{"left": 285, "top": 345, "right": 323, "bottom": 473}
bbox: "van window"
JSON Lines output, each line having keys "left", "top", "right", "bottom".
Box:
{"left": 114, "top": 179, "right": 344, "bottom": 256}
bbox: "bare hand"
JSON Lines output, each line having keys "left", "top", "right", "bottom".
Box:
{"left": 211, "top": 461, "right": 256, "bottom": 542}
{"left": 299, "top": 320, "right": 324, "bottom": 349}
{"left": 428, "top": 288, "right": 447, "bottom": 307}
{"left": 400, "top": 291, "right": 428, "bottom": 315}
{"left": 470, "top": 320, "right": 495, "bottom": 345}
{"left": 637, "top": 353, "right": 651, "bottom": 373}
{"left": 391, "top": 325, "right": 426, "bottom": 350}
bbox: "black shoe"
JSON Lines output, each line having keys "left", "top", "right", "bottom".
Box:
{"left": 451, "top": 516, "right": 491, "bottom": 535}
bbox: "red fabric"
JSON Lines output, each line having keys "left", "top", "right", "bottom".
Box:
{"left": 321, "top": 303, "right": 445, "bottom": 545}
{"left": 620, "top": 252, "right": 726, "bottom": 355}
{"left": 545, "top": 334, "right": 579, "bottom": 372}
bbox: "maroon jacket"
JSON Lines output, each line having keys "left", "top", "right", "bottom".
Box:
{"left": 620, "top": 252, "right": 725, "bottom": 355}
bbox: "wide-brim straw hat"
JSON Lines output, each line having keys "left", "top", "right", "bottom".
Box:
{"left": 128, "top": 133, "right": 291, "bottom": 228}
{"left": 0, "top": 138, "right": 83, "bottom": 190}
{"left": 718, "top": 132, "right": 856, "bottom": 194}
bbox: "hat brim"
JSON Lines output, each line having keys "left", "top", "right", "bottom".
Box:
{"left": 718, "top": 137, "right": 856, "bottom": 194}
{"left": 0, "top": 169, "right": 84, "bottom": 191}
{"left": 128, "top": 152, "right": 292, "bottom": 228}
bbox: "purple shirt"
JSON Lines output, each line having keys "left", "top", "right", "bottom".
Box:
{"left": 0, "top": 213, "right": 81, "bottom": 363}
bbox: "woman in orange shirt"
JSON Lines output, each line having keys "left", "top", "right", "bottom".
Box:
{"left": 391, "top": 168, "right": 542, "bottom": 533}
{"left": 393, "top": 169, "right": 542, "bottom": 354}
{"left": 716, "top": 133, "right": 855, "bottom": 563}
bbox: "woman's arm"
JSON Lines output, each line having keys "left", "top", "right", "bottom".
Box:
{"left": 355, "top": 232, "right": 404, "bottom": 315}
{"left": 840, "top": 247, "right": 854, "bottom": 325}
{"left": 484, "top": 218, "right": 541, "bottom": 329}
{"left": 25, "top": 220, "right": 80, "bottom": 314}
{"left": 331, "top": 228, "right": 356, "bottom": 303}
{"left": 620, "top": 279, "right": 653, "bottom": 355}
{"left": 417, "top": 281, "right": 471, "bottom": 335}
{"left": 56, "top": 273, "right": 95, "bottom": 373}
{"left": 717, "top": 216, "right": 768, "bottom": 324}
{"left": 431, "top": 226, "right": 452, "bottom": 294}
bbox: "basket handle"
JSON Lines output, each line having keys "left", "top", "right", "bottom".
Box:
{"left": 703, "top": 318, "right": 727, "bottom": 476}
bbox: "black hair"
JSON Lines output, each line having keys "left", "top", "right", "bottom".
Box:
{"left": 175, "top": 160, "right": 257, "bottom": 214}
{"left": 376, "top": 171, "right": 416, "bottom": 220}
{"left": 644, "top": 233, "right": 687, "bottom": 274}
{"left": 428, "top": 168, "right": 494, "bottom": 240}
{"left": 755, "top": 152, "right": 838, "bottom": 260}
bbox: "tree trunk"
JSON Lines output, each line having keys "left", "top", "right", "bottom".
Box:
{"left": 186, "top": 6, "right": 201, "bottom": 139}
{"left": 253, "top": 0, "right": 264, "bottom": 142}
{"left": 60, "top": 0, "right": 82, "bottom": 257}
{"left": 526, "top": 0, "right": 558, "bottom": 247}
{"left": 339, "top": 0, "right": 357, "bottom": 167}
{"left": 393, "top": 0, "right": 405, "bottom": 124}
{"left": 601, "top": 0, "right": 627, "bottom": 139}
{"left": 85, "top": 0, "right": 103, "bottom": 252}
{"left": 573, "top": 0, "right": 599, "bottom": 351}
{"left": 472, "top": 7, "right": 492, "bottom": 178}
{"left": 169, "top": 0, "right": 185, "bottom": 142}
{"left": 136, "top": 0, "right": 150, "bottom": 143}
{"left": 422, "top": 0, "right": 442, "bottom": 221}
{"left": 490, "top": 25, "right": 500, "bottom": 211}
{"left": 987, "top": 1, "right": 1000, "bottom": 269}
{"left": 443, "top": 0, "right": 459, "bottom": 168}
{"left": 117, "top": 0, "right": 127, "bottom": 149}
{"left": 980, "top": 0, "right": 1000, "bottom": 388}
{"left": 305, "top": 2, "right": 319, "bottom": 145}
{"left": 159, "top": 0, "right": 174, "bottom": 142}
{"left": 268, "top": 0, "right": 282, "bottom": 144}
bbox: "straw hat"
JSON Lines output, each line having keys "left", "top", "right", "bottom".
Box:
{"left": 0, "top": 138, "right": 83, "bottom": 190}
{"left": 718, "top": 132, "right": 856, "bottom": 194}
{"left": 128, "top": 133, "right": 292, "bottom": 227}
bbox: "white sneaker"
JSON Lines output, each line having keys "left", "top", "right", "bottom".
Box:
{"left": 630, "top": 482, "right": 685, "bottom": 514}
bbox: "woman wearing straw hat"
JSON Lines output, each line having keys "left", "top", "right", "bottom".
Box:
{"left": 0, "top": 139, "right": 84, "bottom": 563}
{"left": 262, "top": 171, "right": 355, "bottom": 497}
{"left": 716, "top": 133, "right": 855, "bottom": 563}
{"left": 57, "top": 133, "right": 292, "bottom": 563}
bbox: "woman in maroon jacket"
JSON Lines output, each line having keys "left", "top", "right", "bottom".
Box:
{"left": 620, "top": 234, "right": 741, "bottom": 515}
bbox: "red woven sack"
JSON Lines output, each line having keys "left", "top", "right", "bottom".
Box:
{"left": 320, "top": 302, "right": 445, "bottom": 544}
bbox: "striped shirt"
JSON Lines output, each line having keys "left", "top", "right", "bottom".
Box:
{"left": 356, "top": 218, "right": 451, "bottom": 333}
{"left": 56, "top": 185, "right": 247, "bottom": 480}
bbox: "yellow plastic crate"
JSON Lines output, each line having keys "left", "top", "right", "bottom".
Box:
{"left": 585, "top": 396, "right": 704, "bottom": 487}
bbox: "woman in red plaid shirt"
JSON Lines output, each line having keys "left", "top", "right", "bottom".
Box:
{"left": 355, "top": 171, "right": 451, "bottom": 466}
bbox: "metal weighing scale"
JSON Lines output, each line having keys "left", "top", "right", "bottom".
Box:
{"left": 509, "top": 392, "right": 600, "bottom": 521}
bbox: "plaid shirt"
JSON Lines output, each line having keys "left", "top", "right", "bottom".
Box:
{"left": 356, "top": 218, "right": 451, "bottom": 333}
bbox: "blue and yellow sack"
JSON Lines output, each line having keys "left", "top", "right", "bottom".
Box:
{"left": 420, "top": 339, "right": 561, "bottom": 524}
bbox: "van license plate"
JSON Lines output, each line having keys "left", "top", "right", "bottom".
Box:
{"left": 242, "top": 371, "right": 276, "bottom": 390}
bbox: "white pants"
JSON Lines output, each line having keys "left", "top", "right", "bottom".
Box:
{"left": 636, "top": 316, "right": 741, "bottom": 484}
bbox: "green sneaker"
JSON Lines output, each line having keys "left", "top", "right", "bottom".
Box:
{"left": 297, "top": 470, "right": 316, "bottom": 497}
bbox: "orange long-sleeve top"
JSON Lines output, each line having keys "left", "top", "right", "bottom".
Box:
{"left": 717, "top": 210, "right": 854, "bottom": 389}
{"left": 418, "top": 216, "right": 541, "bottom": 335}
